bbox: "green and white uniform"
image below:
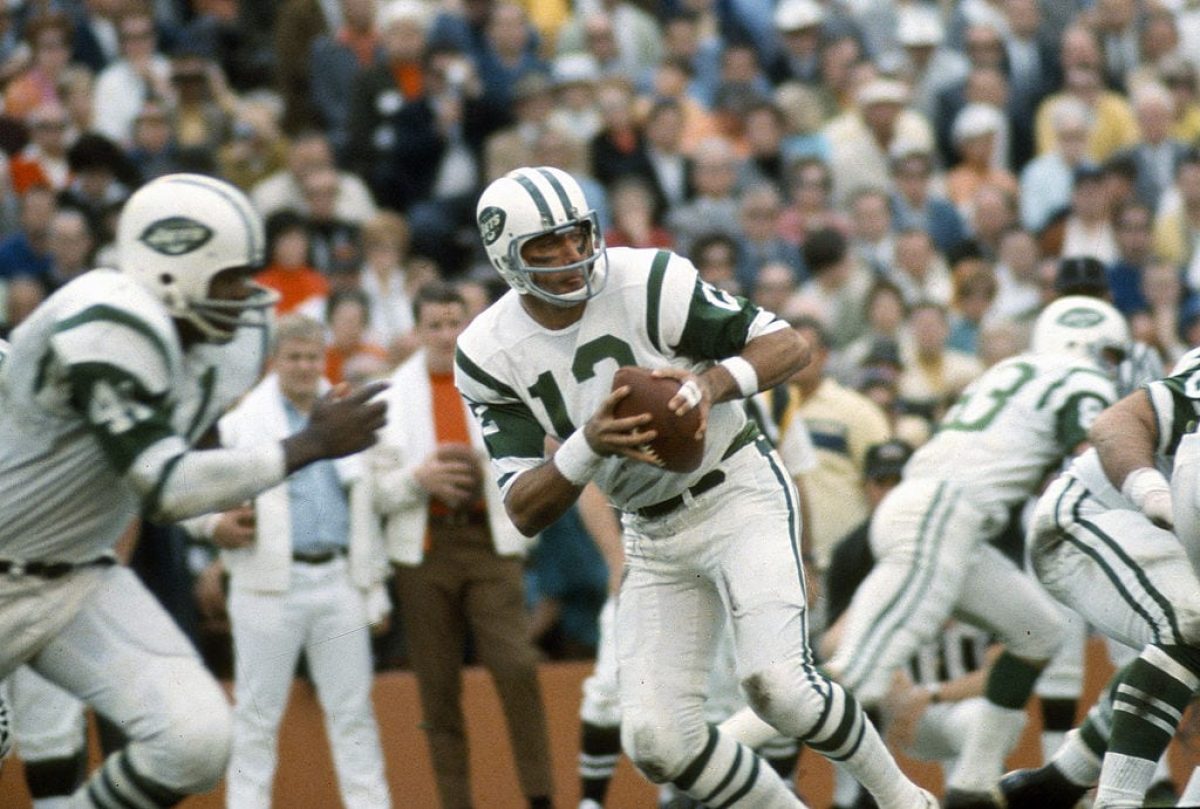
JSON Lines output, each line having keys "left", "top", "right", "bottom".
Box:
{"left": 459, "top": 246, "right": 931, "bottom": 809}
{"left": 0, "top": 270, "right": 274, "bottom": 565}
{"left": 831, "top": 352, "right": 1115, "bottom": 702}
{"left": 0, "top": 270, "right": 277, "bottom": 806}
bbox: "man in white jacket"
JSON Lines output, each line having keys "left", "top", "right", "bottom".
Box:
{"left": 370, "top": 283, "right": 553, "bottom": 809}
{"left": 210, "top": 314, "right": 392, "bottom": 809}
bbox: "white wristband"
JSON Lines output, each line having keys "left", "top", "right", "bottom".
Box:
{"left": 554, "top": 430, "right": 604, "bottom": 485}
{"left": 1121, "top": 467, "right": 1170, "bottom": 509}
{"left": 719, "top": 356, "right": 759, "bottom": 398}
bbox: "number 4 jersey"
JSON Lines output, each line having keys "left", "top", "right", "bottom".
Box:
{"left": 454, "top": 246, "right": 786, "bottom": 513}
{"left": 0, "top": 270, "right": 268, "bottom": 562}
{"left": 903, "top": 352, "right": 1117, "bottom": 524}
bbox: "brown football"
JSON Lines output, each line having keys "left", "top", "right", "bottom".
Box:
{"left": 611, "top": 366, "right": 704, "bottom": 473}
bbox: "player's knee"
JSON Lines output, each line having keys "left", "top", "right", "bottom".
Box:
{"left": 742, "top": 662, "right": 826, "bottom": 738}
{"left": 1177, "top": 603, "right": 1200, "bottom": 648}
{"left": 154, "top": 683, "right": 232, "bottom": 791}
{"left": 620, "top": 714, "right": 707, "bottom": 784}
{"left": 1007, "top": 606, "right": 1069, "bottom": 663}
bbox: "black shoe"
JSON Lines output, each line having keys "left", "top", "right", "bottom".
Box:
{"left": 941, "top": 787, "right": 1002, "bottom": 809}
{"left": 1144, "top": 778, "right": 1178, "bottom": 807}
{"left": 999, "top": 766, "right": 1089, "bottom": 809}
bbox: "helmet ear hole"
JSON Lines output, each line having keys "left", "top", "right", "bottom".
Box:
{"left": 159, "top": 273, "right": 173, "bottom": 285}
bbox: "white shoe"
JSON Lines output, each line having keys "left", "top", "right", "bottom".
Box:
{"left": 579, "top": 800, "right": 603, "bottom": 809}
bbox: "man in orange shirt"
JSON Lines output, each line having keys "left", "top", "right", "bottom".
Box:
{"left": 369, "top": 283, "right": 552, "bottom": 809}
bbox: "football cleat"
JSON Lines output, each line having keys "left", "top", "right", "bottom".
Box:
{"left": 998, "top": 766, "right": 1089, "bottom": 809}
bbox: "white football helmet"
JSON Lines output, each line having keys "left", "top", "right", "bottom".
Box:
{"left": 476, "top": 166, "right": 608, "bottom": 307}
{"left": 117, "top": 173, "right": 276, "bottom": 343}
{"left": 1032, "top": 295, "right": 1130, "bottom": 372}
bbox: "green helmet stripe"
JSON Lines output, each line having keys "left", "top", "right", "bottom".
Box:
{"left": 536, "top": 167, "right": 577, "bottom": 219}
{"left": 512, "top": 171, "right": 554, "bottom": 227}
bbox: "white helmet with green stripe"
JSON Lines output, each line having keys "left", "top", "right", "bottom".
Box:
{"left": 476, "top": 165, "right": 608, "bottom": 307}
{"left": 1032, "top": 295, "right": 1130, "bottom": 372}
{"left": 117, "top": 173, "right": 277, "bottom": 343}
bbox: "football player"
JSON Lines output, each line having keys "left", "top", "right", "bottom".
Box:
{"left": 458, "top": 166, "right": 934, "bottom": 808}
{"left": 0, "top": 174, "right": 386, "bottom": 807}
{"left": 824, "top": 295, "right": 1130, "bottom": 809}
{"left": 999, "top": 345, "right": 1200, "bottom": 809}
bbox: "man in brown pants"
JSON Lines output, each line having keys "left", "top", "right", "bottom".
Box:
{"left": 370, "top": 283, "right": 554, "bottom": 809}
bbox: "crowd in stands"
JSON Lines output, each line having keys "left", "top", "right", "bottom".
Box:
{"left": 0, "top": 0, "right": 1199, "bottom": 760}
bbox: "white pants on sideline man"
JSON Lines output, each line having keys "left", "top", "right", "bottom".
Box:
{"left": 226, "top": 556, "right": 389, "bottom": 809}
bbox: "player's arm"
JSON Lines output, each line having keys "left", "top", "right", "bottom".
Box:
{"left": 503, "top": 385, "right": 656, "bottom": 536}
{"left": 578, "top": 481, "right": 624, "bottom": 595}
{"left": 652, "top": 262, "right": 810, "bottom": 422}
{"left": 1092, "top": 388, "right": 1172, "bottom": 527}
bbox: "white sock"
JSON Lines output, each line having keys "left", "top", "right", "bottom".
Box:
{"left": 1095, "top": 751, "right": 1157, "bottom": 808}
{"left": 831, "top": 764, "right": 860, "bottom": 806}
{"left": 33, "top": 800, "right": 73, "bottom": 809}
{"left": 1041, "top": 729, "right": 1067, "bottom": 762}
{"left": 1054, "top": 728, "right": 1103, "bottom": 787}
{"left": 718, "top": 705, "right": 780, "bottom": 749}
{"left": 947, "top": 702, "right": 1025, "bottom": 792}
{"left": 1150, "top": 750, "right": 1172, "bottom": 785}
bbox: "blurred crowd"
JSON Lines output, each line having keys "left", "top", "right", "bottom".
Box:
{"left": 0, "top": 0, "right": 1197, "bottom": 697}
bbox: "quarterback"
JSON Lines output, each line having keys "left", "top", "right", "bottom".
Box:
{"left": 457, "top": 166, "right": 934, "bottom": 808}
{"left": 826, "top": 295, "right": 1129, "bottom": 809}
{"left": 0, "top": 174, "right": 386, "bottom": 807}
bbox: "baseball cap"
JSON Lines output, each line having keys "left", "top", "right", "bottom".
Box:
{"left": 897, "top": 6, "right": 944, "bottom": 47}
{"left": 864, "top": 439, "right": 913, "bottom": 480}
{"left": 1055, "top": 256, "right": 1109, "bottom": 296}
{"left": 856, "top": 78, "right": 909, "bottom": 107}
{"left": 774, "top": 0, "right": 823, "bottom": 31}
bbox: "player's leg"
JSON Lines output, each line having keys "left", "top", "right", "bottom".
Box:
{"left": 225, "top": 584, "right": 307, "bottom": 809}
{"left": 1033, "top": 480, "right": 1200, "bottom": 808}
{"left": 32, "top": 567, "right": 231, "bottom": 808}
{"left": 464, "top": 547, "right": 553, "bottom": 808}
{"left": 578, "top": 596, "right": 622, "bottom": 808}
{"left": 302, "top": 561, "right": 390, "bottom": 809}
{"left": 392, "top": 560, "right": 471, "bottom": 809}
{"left": 7, "top": 667, "right": 89, "bottom": 808}
{"left": 617, "top": 515, "right": 803, "bottom": 808}
{"left": 717, "top": 443, "right": 933, "bottom": 809}
{"left": 1000, "top": 664, "right": 1123, "bottom": 808}
{"left": 827, "top": 480, "right": 976, "bottom": 707}
{"left": 1033, "top": 609, "right": 1086, "bottom": 762}
{"left": 946, "top": 543, "right": 1069, "bottom": 800}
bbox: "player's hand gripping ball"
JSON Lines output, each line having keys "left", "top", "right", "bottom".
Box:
{"left": 612, "top": 366, "right": 704, "bottom": 473}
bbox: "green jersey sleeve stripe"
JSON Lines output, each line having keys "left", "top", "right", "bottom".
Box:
{"left": 183, "top": 366, "right": 217, "bottom": 442}
{"left": 68, "top": 361, "right": 177, "bottom": 473}
{"left": 1035, "top": 367, "right": 1113, "bottom": 409}
{"left": 474, "top": 400, "right": 545, "bottom": 460}
{"left": 645, "top": 249, "right": 671, "bottom": 353}
{"left": 455, "top": 346, "right": 519, "bottom": 400}
{"left": 55, "top": 304, "right": 173, "bottom": 371}
{"left": 142, "top": 451, "right": 185, "bottom": 519}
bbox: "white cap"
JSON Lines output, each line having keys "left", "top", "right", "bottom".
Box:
{"left": 952, "top": 103, "right": 1004, "bottom": 144}
{"left": 377, "top": 0, "right": 432, "bottom": 32}
{"left": 774, "top": 0, "right": 823, "bottom": 31}
{"left": 552, "top": 53, "right": 600, "bottom": 87}
{"left": 856, "top": 78, "right": 909, "bottom": 107}
{"left": 897, "top": 7, "right": 944, "bottom": 47}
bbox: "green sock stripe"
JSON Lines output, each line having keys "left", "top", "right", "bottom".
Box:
{"left": 985, "top": 650, "right": 1043, "bottom": 709}
{"left": 1112, "top": 689, "right": 1183, "bottom": 737}
{"left": 1122, "top": 657, "right": 1196, "bottom": 713}
{"left": 1108, "top": 700, "right": 1177, "bottom": 760}
{"left": 1079, "top": 717, "right": 1108, "bottom": 758}
{"left": 1157, "top": 644, "right": 1200, "bottom": 689}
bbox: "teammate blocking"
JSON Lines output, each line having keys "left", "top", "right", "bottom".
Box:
{"left": 0, "top": 174, "right": 387, "bottom": 807}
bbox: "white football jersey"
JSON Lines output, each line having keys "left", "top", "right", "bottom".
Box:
{"left": 903, "top": 352, "right": 1116, "bottom": 523}
{"left": 0, "top": 270, "right": 268, "bottom": 562}
{"left": 455, "top": 247, "right": 783, "bottom": 512}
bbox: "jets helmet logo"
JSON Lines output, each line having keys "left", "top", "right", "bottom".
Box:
{"left": 479, "top": 206, "right": 506, "bottom": 246}
{"left": 1057, "top": 307, "right": 1105, "bottom": 328}
{"left": 139, "top": 217, "right": 214, "bottom": 256}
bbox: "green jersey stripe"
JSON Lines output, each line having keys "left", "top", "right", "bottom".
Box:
{"left": 1036, "top": 366, "right": 1112, "bottom": 409}
{"left": 456, "top": 346, "right": 519, "bottom": 399}
{"left": 55, "top": 305, "right": 173, "bottom": 371}
{"left": 143, "top": 451, "right": 185, "bottom": 520}
{"left": 645, "top": 250, "right": 670, "bottom": 353}
{"left": 184, "top": 366, "right": 217, "bottom": 442}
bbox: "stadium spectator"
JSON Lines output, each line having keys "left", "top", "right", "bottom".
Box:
{"left": 91, "top": 7, "right": 172, "bottom": 146}
{"left": 308, "top": 0, "right": 384, "bottom": 158}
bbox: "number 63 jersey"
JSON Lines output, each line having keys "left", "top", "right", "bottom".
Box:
{"left": 903, "top": 352, "right": 1117, "bottom": 524}
{"left": 455, "top": 247, "right": 783, "bottom": 513}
